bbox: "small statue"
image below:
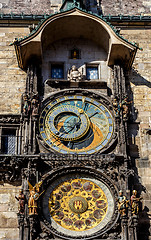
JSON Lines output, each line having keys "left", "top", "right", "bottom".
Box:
{"left": 131, "top": 190, "right": 142, "bottom": 216}
{"left": 28, "top": 181, "right": 43, "bottom": 215}
{"left": 23, "top": 95, "right": 30, "bottom": 116}
{"left": 31, "top": 94, "right": 39, "bottom": 116}
{"left": 68, "top": 65, "right": 82, "bottom": 82}
{"left": 117, "top": 190, "right": 129, "bottom": 216}
{"left": 15, "top": 189, "right": 25, "bottom": 214}
{"left": 120, "top": 96, "right": 132, "bottom": 119}
{"left": 112, "top": 97, "right": 120, "bottom": 117}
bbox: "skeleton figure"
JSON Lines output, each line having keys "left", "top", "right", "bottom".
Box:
{"left": 31, "top": 94, "right": 39, "bottom": 116}
{"left": 15, "top": 189, "right": 25, "bottom": 214}
{"left": 68, "top": 65, "right": 82, "bottom": 82}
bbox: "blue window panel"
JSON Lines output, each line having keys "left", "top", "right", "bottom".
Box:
{"left": 108, "top": 118, "right": 112, "bottom": 124}
{"left": 77, "top": 96, "right": 82, "bottom": 99}
{"left": 60, "top": 149, "right": 68, "bottom": 154}
{"left": 109, "top": 126, "right": 113, "bottom": 132}
{"left": 80, "top": 152, "right": 87, "bottom": 154}
{"left": 46, "top": 105, "right": 51, "bottom": 110}
{"left": 93, "top": 100, "right": 98, "bottom": 105}
{"left": 51, "top": 65, "right": 64, "bottom": 79}
{"left": 105, "top": 112, "right": 110, "bottom": 117}
{"left": 102, "top": 139, "right": 108, "bottom": 146}
{"left": 41, "top": 133, "right": 47, "bottom": 139}
{"left": 95, "top": 145, "right": 103, "bottom": 151}
{"left": 100, "top": 105, "right": 105, "bottom": 111}
{"left": 86, "top": 67, "right": 98, "bottom": 80}
{"left": 107, "top": 133, "right": 111, "bottom": 139}
{"left": 59, "top": 97, "right": 65, "bottom": 101}
{"left": 4, "top": 135, "right": 16, "bottom": 154}
{"left": 51, "top": 100, "right": 57, "bottom": 106}
{"left": 46, "top": 140, "right": 51, "bottom": 145}
{"left": 87, "top": 149, "right": 96, "bottom": 154}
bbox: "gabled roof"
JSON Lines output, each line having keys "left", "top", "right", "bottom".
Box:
{"left": 12, "top": 6, "right": 139, "bottom": 69}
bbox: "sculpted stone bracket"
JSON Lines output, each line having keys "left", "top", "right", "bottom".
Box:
{"left": 0, "top": 153, "right": 133, "bottom": 185}
{"left": 0, "top": 114, "right": 21, "bottom": 124}
{"left": 0, "top": 155, "right": 39, "bottom": 182}
{"left": 40, "top": 153, "right": 123, "bottom": 168}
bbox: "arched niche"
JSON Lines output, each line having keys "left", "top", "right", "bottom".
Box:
{"left": 13, "top": 8, "right": 137, "bottom": 70}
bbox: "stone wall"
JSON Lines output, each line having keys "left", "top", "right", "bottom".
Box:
{"left": 0, "top": 27, "right": 28, "bottom": 114}
{"left": 0, "top": 0, "right": 61, "bottom": 15}
{"left": 0, "top": 184, "right": 20, "bottom": 240}
{"left": 0, "top": 0, "right": 151, "bottom": 15}
{"left": 101, "top": 0, "right": 151, "bottom": 15}
{"left": 121, "top": 28, "right": 151, "bottom": 237}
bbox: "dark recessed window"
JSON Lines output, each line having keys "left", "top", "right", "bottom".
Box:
{"left": 86, "top": 66, "right": 99, "bottom": 80}
{"left": 51, "top": 64, "right": 64, "bottom": 79}
{"left": 1, "top": 129, "right": 16, "bottom": 154}
{"left": 70, "top": 48, "right": 80, "bottom": 59}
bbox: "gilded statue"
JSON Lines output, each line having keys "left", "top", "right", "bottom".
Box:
{"left": 117, "top": 190, "right": 129, "bottom": 216}
{"left": 28, "top": 181, "right": 43, "bottom": 215}
{"left": 15, "top": 189, "right": 25, "bottom": 214}
{"left": 68, "top": 65, "right": 82, "bottom": 82}
{"left": 131, "top": 190, "right": 142, "bottom": 216}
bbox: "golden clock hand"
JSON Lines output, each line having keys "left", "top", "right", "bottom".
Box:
{"left": 82, "top": 97, "right": 86, "bottom": 109}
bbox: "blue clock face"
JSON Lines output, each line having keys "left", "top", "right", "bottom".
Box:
{"left": 39, "top": 95, "right": 114, "bottom": 154}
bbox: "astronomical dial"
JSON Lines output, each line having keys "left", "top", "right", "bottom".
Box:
{"left": 42, "top": 173, "right": 116, "bottom": 239}
{"left": 39, "top": 95, "right": 114, "bottom": 154}
{"left": 49, "top": 178, "right": 108, "bottom": 231}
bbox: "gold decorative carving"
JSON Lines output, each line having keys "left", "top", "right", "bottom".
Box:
{"left": 49, "top": 179, "right": 108, "bottom": 231}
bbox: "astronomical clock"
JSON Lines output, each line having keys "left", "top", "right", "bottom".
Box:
{"left": 6, "top": 2, "right": 140, "bottom": 240}
{"left": 39, "top": 94, "right": 114, "bottom": 154}
{"left": 37, "top": 90, "right": 119, "bottom": 239}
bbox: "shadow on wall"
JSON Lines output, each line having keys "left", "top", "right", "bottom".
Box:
{"left": 128, "top": 68, "right": 151, "bottom": 159}
{"left": 128, "top": 68, "right": 151, "bottom": 240}
{"left": 131, "top": 68, "right": 151, "bottom": 88}
{"left": 138, "top": 206, "right": 151, "bottom": 240}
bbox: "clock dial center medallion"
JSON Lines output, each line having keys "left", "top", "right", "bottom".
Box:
{"left": 69, "top": 196, "right": 88, "bottom": 214}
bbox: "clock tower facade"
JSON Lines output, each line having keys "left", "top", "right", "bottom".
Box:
{"left": 0, "top": 1, "right": 149, "bottom": 240}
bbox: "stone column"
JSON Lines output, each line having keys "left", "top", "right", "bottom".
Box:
{"left": 121, "top": 216, "right": 128, "bottom": 240}
{"left": 132, "top": 215, "right": 138, "bottom": 240}
{"left": 17, "top": 214, "right": 24, "bottom": 240}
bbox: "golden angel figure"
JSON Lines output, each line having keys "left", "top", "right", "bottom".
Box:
{"left": 28, "top": 181, "right": 43, "bottom": 215}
